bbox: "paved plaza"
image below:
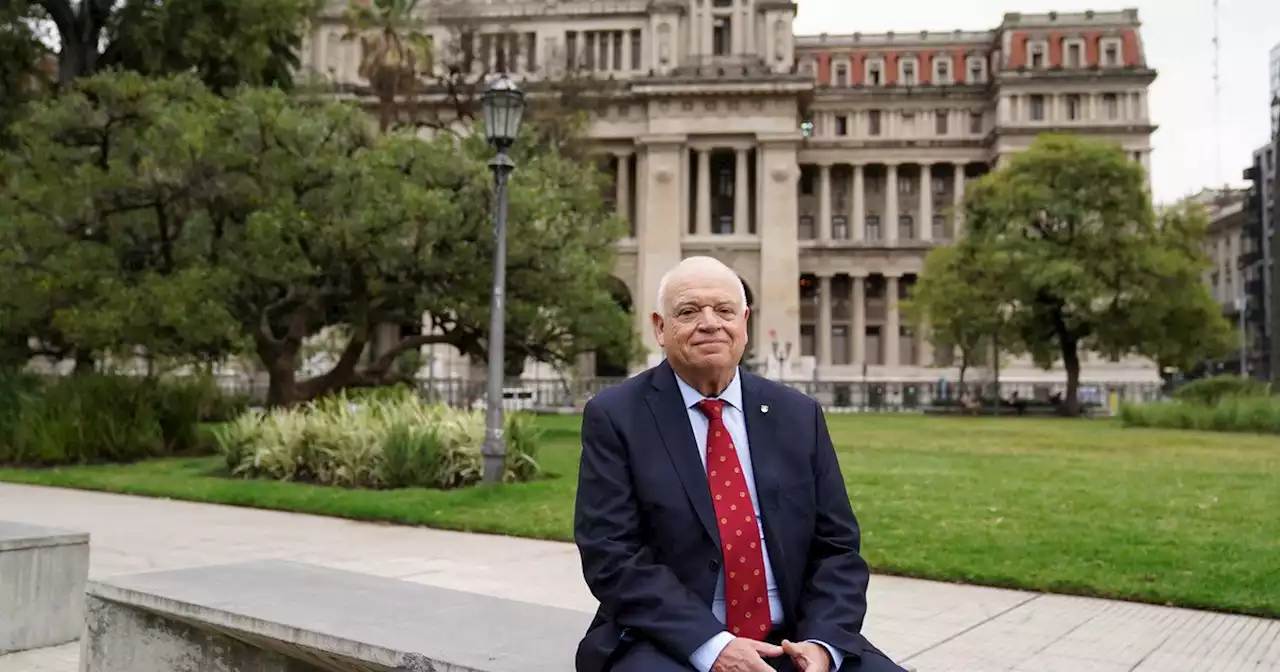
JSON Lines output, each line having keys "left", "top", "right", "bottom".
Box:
{"left": 1, "top": 483, "right": 1277, "bottom": 672}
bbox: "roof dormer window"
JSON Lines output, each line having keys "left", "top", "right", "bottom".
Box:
{"left": 1029, "top": 43, "right": 1046, "bottom": 69}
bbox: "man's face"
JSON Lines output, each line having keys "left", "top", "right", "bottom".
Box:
{"left": 652, "top": 271, "right": 749, "bottom": 373}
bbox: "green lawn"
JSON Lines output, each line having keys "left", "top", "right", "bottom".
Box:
{"left": 2, "top": 415, "right": 1277, "bottom": 617}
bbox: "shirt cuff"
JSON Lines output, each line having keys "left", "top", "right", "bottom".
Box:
{"left": 689, "top": 631, "right": 736, "bottom": 672}
{"left": 806, "top": 639, "right": 844, "bottom": 671}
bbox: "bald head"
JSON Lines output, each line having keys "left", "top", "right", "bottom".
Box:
{"left": 652, "top": 256, "right": 750, "bottom": 393}
{"left": 656, "top": 256, "right": 747, "bottom": 316}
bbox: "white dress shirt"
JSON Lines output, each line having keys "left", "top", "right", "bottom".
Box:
{"left": 674, "top": 370, "right": 844, "bottom": 672}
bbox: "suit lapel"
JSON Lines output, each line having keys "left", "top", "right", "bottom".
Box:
{"left": 741, "top": 373, "right": 791, "bottom": 601}
{"left": 645, "top": 361, "right": 721, "bottom": 548}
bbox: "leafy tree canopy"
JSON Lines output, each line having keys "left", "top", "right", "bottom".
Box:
{"left": 1, "top": 71, "right": 637, "bottom": 404}
{"left": 960, "top": 134, "right": 1232, "bottom": 413}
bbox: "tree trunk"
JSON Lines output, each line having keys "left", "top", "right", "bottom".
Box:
{"left": 72, "top": 349, "right": 95, "bottom": 375}
{"left": 1062, "top": 339, "right": 1082, "bottom": 416}
{"left": 263, "top": 353, "right": 301, "bottom": 407}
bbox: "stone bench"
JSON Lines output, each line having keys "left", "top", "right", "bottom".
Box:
{"left": 0, "top": 521, "right": 90, "bottom": 655}
{"left": 81, "top": 559, "right": 593, "bottom": 672}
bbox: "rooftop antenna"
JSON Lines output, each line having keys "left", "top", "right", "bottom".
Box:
{"left": 1212, "top": 0, "right": 1223, "bottom": 187}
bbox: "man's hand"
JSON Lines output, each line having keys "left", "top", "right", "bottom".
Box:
{"left": 710, "top": 637, "right": 784, "bottom": 672}
{"left": 780, "top": 640, "right": 833, "bottom": 672}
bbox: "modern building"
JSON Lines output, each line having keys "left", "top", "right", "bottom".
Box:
{"left": 1195, "top": 187, "right": 1261, "bottom": 377}
{"left": 305, "top": 3, "right": 1161, "bottom": 387}
{"left": 1244, "top": 141, "right": 1277, "bottom": 381}
{"left": 1269, "top": 41, "right": 1279, "bottom": 137}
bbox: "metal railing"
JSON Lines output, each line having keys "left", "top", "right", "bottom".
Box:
{"left": 214, "top": 374, "right": 1165, "bottom": 414}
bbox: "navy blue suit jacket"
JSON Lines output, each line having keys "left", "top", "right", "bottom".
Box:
{"left": 573, "top": 360, "right": 874, "bottom": 672}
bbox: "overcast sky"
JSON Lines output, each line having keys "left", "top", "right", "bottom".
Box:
{"left": 791, "top": 0, "right": 1280, "bottom": 205}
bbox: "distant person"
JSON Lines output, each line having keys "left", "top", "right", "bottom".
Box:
{"left": 573, "top": 256, "right": 906, "bottom": 672}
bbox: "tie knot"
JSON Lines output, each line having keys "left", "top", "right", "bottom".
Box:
{"left": 696, "top": 398, "right": 726, "bottom": 420}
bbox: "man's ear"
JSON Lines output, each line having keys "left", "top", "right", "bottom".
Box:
{"left": 651, "top": 312, "right": 665, "bottom": 348}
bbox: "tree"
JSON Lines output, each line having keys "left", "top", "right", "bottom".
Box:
{"left": 0, "top": 2, "right": 51, "bottom": 148}
{"left": 0, "top": 73, "right": 243, "bottom": 370}
{"left": 1096, "top": 201, "right": 1235, "bottom": 381}
{"left": 964, "top": 134, "right": 1230, "bottom": 414}
{"left": 902, "top": 240, "right": 1016, "bottom": 393}
{"left": 15, "top": 0, "right": 318, "bottom": 91}
{"left": 1, "top": 72, "right": 636, "bottom": 403}
{"left": 341, "top": 0, "right": 432, "bottom": 133}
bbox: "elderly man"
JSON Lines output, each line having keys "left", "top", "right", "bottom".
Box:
{"left": 573, "top": 257, "right": 906, "bottom": 672}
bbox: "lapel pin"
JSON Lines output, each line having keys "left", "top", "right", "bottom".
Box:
{"left": 760, "top": 405, "right": 769, "bottom": 414}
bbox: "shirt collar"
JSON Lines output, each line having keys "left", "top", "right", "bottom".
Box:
{"left": 674, "top": 367, "right": 743, "bottom": 413}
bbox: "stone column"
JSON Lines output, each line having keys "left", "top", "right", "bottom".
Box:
{"left": 852, "top": 164, "right": 865, "bottom": 241}
{"left": 636, "top": 139, "right": 684, "bottom": 356}
{"left": 818, "top": 163, "right": 832, "bottom": 241}
{"left": 852, "top": 274, "right": 866, "bottom": 365}
{"left": 758, "top": 136, "right": 803, "bottom": 376}
{"left": 919, "top": 162, "right": 933, "bottom": 242}
{"left": 919, "top": 317, "right": 934, "bottom": 367}
{"left": 952, "top": 163, "right": 965, "bottom": 238}
{"left": 885, "top": 274, "right": 900, "bottom": 367}
{"left": 621, "top": 30, "right": 632, "bottom": 71}
{"left": 616, "top": 152, "right": 632, "bottom": 236}
{"left": 735, "top": 148, "right": 749, "bottom": 234}
{"left": 818, "top": 274, "right": 832, "bottom": 366}
{"left": 697, "top": 148, "right": 712, "bottom": 235}
{"left": 885, "top": 163, "right": 899, "bottom": 244}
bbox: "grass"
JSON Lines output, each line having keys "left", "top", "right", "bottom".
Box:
{"left": 2, "top": 415, "right": 1277, "bottom": 618}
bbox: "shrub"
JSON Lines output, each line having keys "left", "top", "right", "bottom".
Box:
{"left": 0, "top": 374, "right": 215, "bottom": 466}
{"left": 1172, "top": 375, "right": 1270, "bottom": 406}
{"left": 215, "top": 387, "right": 541, "bottom": 489}
{"left": 1118, "top": 395, "right": 1280, "bottom": 435}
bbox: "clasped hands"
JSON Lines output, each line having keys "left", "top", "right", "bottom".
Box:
{"left": 712, "top": 637, "right": 832, "bottom": 672}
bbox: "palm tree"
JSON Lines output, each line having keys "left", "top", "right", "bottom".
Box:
{"left": 342, "top": 0, "right": 432, "bottom": 132}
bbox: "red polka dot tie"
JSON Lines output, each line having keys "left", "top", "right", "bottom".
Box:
{"left": 696, "top": 399, "right": 771, "bottom": 640}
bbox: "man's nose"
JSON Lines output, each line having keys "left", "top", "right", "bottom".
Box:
{"left": 696, "top": 307, "right": 721, "bottom": 329}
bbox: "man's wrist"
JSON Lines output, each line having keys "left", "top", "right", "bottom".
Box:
{"left": 804, "top": 639, "right": 842, "bottom": 671}
{"left": 689, "top": 631, "right": 735, "bottom": 672}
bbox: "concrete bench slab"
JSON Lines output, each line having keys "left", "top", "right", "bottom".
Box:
{"left": 0, "top": 521, "right": 90, "bottom": 655}
{"left": 81, "top": 559, "right": 592, "bottom": 672}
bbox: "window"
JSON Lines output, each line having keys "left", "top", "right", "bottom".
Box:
{"left": 935, "top": 59, "right": 951, "bottom": 84}
{"left": 1066, "top": 42, "right": 1082, "bottom": 68}
{"left": 898, "top": 215, "right": 915, "bottom": 240}
{"left": 799, "top": 215, "right": 815, "bottom": 240}
{"left": 969, "top": 111, "right": 983, "bottom": 134}
{"left": 800, "top": 325, "right": 815, "bottom": 356}
{"left": 901, "top": 60, "right": 917, "bottom": 86}
{"left": 1103, "top": 93, "right": 1118, "bottom": 120}
{"left": 713, "top": 17, "right": 732, "bottom": 56}
{"left": 630, "top": 30, "right": 641, "bottom": 70}
{"left": 866, "top": 215, "right": 882, "bottom": 241}
{"left": 800, "top": 167, "right": 814, "bottom": 195}
{"left": 868, "top": 109, "right": 882, "bottom": 136}
{"left": 968, "top": 57, "right": 984, "bottom": 83}
{"left": 932, "top": 215, "right": 945, "bottom": 240}
{"left": 1030, "top": 44, "right": 1045, "bottom": 69}
{"left": 800, "top": 60, "right": 817, "bottom": 78}
{"left": 835, "top": 115, "right": 848, "bottom": 136}
{"left": 583, "top": 32, "right": 595, "bottom": 69}
{"left": 1030, "top": 94, "right": 1045, "bottom": 121}
{"left": 932, "top": 177, "right": 946, "bottom": 195}
{"left": 867, "top": 60, "right": 883, "bottom": 86}
{"left": 898, "top": 177, "right": 913, "bottom": 195}
{"left": 611, "top": 30, "right": 623, "bottom": 70}
{"left": 1103, "top": 42, "right": 1119, "bottom": 66}
{"left": 831, "top": 326, "right": 850, "bottom": 365}
{"left": 1066, "top": 94, "right": 1081, "bottom": 121}
{"left": 834, "top": 64, "right": 849, "bottom": 87}
{"left": 901, "top": 111, "right": 915, "bottom": 134}
{"left": 832, "top": 215, "right": 849, "bottom": 240}
{"left": 935, "top": 110, "right": 948, "bottom": 135}
{"left": 527, "top": 32, "right": 539, "bottom": 71}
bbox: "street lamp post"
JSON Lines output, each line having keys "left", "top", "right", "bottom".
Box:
{"left": 480, "top": 74, "right": 526, "bottom": 485}
{"left": 769, "top": 330, "right": 792, "bottom": 381}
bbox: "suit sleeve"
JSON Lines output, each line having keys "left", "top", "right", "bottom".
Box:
{"left": 792, "top": 400, "right": 871, "bottom": 658}
{"left": 574, "top": 398, "right": 728, "bottom": 660}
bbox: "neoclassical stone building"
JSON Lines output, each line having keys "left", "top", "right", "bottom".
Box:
{"left": 305, "top": 2, "right": 1162, "bottom": 386}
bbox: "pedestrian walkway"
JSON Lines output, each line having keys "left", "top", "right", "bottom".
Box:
{"left": 1, "top": 483, "right": 1277, "bottom": 672}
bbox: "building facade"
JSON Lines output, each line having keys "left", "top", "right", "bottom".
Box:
{"left": 1196, "top": 187, "right": 1262, "bottom": 377}
{"left": 305, "top": 2, "right": 1161, "bottom": 386}
{"left": 1245, "top": 142, "right": 1278, "bottom": 381}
